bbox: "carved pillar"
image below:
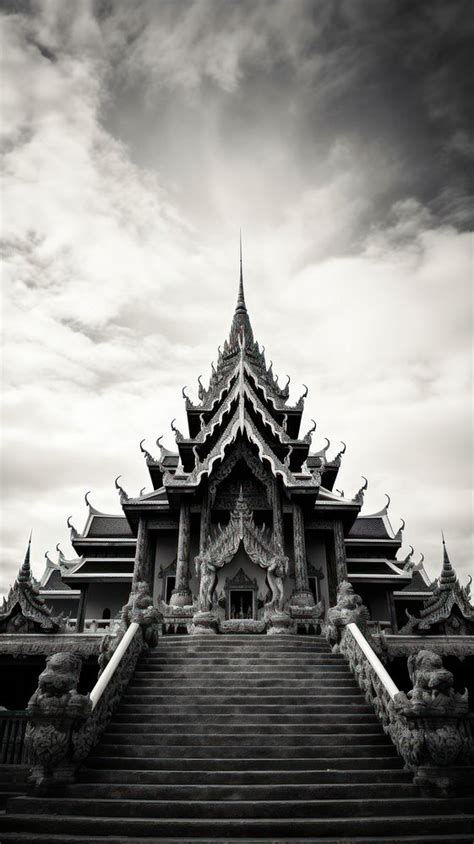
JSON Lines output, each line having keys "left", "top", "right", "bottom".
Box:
{"left": 76, "top": 585, "right": 88, "bottom": 633}
{"left": 132, "top": 517, "right": 154, "bottom": 590}
{"left": 291, "top": 502, "right": 314, "bottom": 607}
{"left": 272, "top": 477, "right": 284, "bottom": 549}
{"left": 170, "top": 501, "right": 192, "bottom": 607}
{"left": 333, "top": 520, "right": 347, "bottom": 583}
{"left": 199, "top": 483, "right": 211, "bottom": 554}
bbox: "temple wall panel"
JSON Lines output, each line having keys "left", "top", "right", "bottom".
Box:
{"left": 305, "top": 534, "right": 329, "bottom": 608}
{"left": 85, "top": 582, "right": 131, "bottom": 621}
{"left": 354, "top": 583, "right": 392, "bottom": 622}
{"left": 153, "top": 531, "right": 178, "bottom": 602}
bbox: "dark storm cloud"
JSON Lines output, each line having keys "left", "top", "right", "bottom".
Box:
{"left": 97, "top": 0, "right": 473, "bottom": 240}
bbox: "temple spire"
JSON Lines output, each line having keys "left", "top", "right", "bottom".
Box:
{"left": 227, "top": 233, "right": 254, "bottom": 350}
{"left": 18, "top": 531, "right": 32, "bottom": 583}
{"left": 236, "top": 230, "right": 246, "bottom": 313}
{"left": 440, "top": 531, "right": 456, "bottom": 589}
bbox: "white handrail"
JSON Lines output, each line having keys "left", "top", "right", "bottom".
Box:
{"left": 346, "top": 622, "right": 399, "bottom": 700}
{"left": 90, "top": 622, "right": 140, "bottom": 711}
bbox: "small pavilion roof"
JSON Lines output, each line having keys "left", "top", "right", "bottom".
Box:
{"left": 71, "top": 493, "right": 134, "bottom": 541}
{"left": 348, "top": 496, "right": 399, "bottom": 541}
{"left": 0, "top": 537, "right": 65, "bottom": 633}
{"left": 399, "top": 537, "right": 474, "bottom": 633}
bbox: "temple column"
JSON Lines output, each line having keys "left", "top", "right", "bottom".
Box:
{"left": 333, "top": 520, "right": 347, "bottom": 584}
{"left": 199, "top": 483, "right": 211, "bottom": 554}
{"left": 170, "top": 501, "right": 192, "bottom": 606}
{"left": 291, "top": 502, "right": 314, "bottom": 607}
{"left": 132, "top": 517, "right": 154, "bottom": 590}
{"left": 76, "top": 584, "right": 88, "bottom": 633}
{"left": 272, "top": 477, "right": 284, "bottom": 550}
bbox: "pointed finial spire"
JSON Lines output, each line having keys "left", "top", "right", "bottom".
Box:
{"left": 236, "top": 230, "right": 246, "bottom": 313}
{"left": 18, "top": 531, "right": 32, "bottom": 582}
{"left": 440, "top": 530, "right": 456, "bottom": 589}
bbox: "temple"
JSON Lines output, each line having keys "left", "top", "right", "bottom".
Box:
{"left": 20, "top": 261, "right": 446, "bottom": 637}
{"left": 0, "top": 253, "right": 473, "bottom": 841}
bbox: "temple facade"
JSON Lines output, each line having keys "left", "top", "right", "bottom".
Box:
{"left": 14, "top": 260, "right": 468, "bottom": 640}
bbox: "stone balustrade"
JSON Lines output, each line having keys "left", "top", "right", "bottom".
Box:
{"left": 24, "top": 582, "right": 161, "bottom": 792}
{"left": 339, "top": 620, "right": 473, "bottom": 796}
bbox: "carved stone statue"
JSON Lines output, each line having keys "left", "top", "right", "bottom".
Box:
{"left": 121, "top": 580, "right": 162, "bottom": 647}
{"left": 388, "top": 649, "right": 472, "bottom": 795}
{"left": 195, "top": 558, "right": 217, "bottom": 612}
{"left": 393, "top": 649, "right": 469, "bottom": 718}
{"left": 26, "top": 652, "right": 92, "bottom": 789}
{"left": 326, "top": 580, "right": 370, "bottom": 649}
{"left": 265, "top": 553, "right": 288, "bottom": 612}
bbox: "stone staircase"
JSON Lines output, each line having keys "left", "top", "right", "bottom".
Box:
{"left": 1, "top": 634, "right": 473, "bottom": 843}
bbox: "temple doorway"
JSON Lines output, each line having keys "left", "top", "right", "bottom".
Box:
{"left": 229, "top": 588, "right": 254, "bottom": 620}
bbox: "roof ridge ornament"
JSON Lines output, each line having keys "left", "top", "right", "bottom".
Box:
{"left": 67, "top": 515, "right": 78, "bottom": 539}
{"left": 304, "top": 419, "right": 317, "bottom": 443}
{"left": 139, "top": 439, "right": 154, "bottom": 461}
{"left": 402, "top": 545, "right": 415, "bottom": 571}
{"left": 114, "top": 475, "right": 129, "bottom": 503}
{"left": 335, "top": 441, "right": 347, "bottom": 462}
{"left": 354, "top": 476, "right": 368, "bottom": 503}
{"left": 298, "top": 384, "right": 309, "bottom": 404}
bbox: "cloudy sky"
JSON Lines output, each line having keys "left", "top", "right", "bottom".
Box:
{"left": 1, "top": 0, "right": 472, "bottom": 596}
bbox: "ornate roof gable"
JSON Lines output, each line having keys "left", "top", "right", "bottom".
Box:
{"left": 0, "top": 538, "right": 65, "bottom": 634}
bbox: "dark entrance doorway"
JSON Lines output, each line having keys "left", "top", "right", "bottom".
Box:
{"left": 229, "top": 589, "right": 254, "bottom": 619}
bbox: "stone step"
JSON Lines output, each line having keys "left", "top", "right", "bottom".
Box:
{"left": 91, "top": 743, "right": 397, "bottom": 759}
{"left": 1, "top": 834, "right": 473, "bottom": 844}
{"left": 133, "top": 666, "right": 351, "bottom": 677}
{"left": 7, "top": 796, "right": 474, "bottom": 820}
{"left": 106, "top": 719, "right": 380, "bottom": 733}
{"left": 111, "top": 713, "right": 379, "bottom": 726}
{"left": 85, "top": 754, "right": 404, "bottom": 771}
{"left": 115, "top": 702, "right": 375, "bottom": 716}
{"left": 99, "top": 731, "right": 388, "bottom": 748}
{"left": 146, "top": 638, "right": 328, "bottom": 644}
{"left": 125, "top": 679, "right": 358, "bottom": 691}
{"left": 139, "top": 644, "right": 338, "bottom": 663}
{"left": 63, "top": 782, "right": 419, "bottom": 801}
{"left": 120, "top": 690, "right": 366, "bottom": 701}
{"left": 139, "top": 657, "right": 338, "bottom": 666}
{"left": 79, "top": 767, "right": 412, "bottom": 785}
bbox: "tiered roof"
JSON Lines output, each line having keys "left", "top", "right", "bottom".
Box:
{"left": 129, "top": 258, "right": 338, "bottom": 513}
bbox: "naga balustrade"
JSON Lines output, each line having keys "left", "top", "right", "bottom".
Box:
{"left": 0, "top": 711, "right": 30, "bottom": 765}
{"left": 24, "top": 581, "right": 161, "bottom": 791}
{"left": 339, "top": 621, "right": 473, "bottom": 796}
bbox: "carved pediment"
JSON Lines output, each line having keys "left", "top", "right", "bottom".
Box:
{"left": 199, "top": 489, "right": 285, "bottom": 573}
{"left": 224, "top": 567, "right": 258, "bottom": 591}
{"left": 214, "top": 476, "right": 269, "bottom": 511}
{"left": 209, "top": 440, "right": 272, "bottom": 507}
